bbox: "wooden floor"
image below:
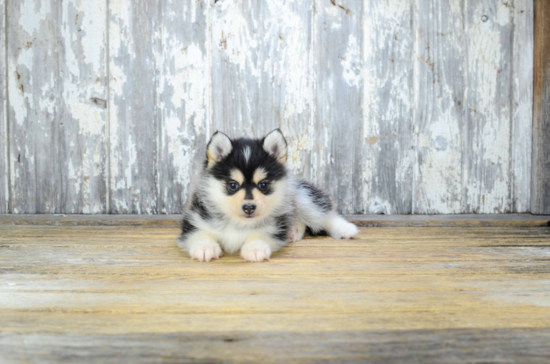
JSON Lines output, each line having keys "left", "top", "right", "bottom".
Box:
{"left": 1, "top": 221, "right": 550, "bottom": 363}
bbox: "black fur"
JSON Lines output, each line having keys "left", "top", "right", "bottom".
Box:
{"left": 180, "top": 214, "right": 197, "bottom": 240}
{"left": 179, "top": 129, "right": 359, "bottom": 260}
{"left": 306, "top": 226, "right": 328, "bottom": 237}
{"left": 209, "top": 138, "right": 286, "bottom": 196}
{"left": 190, "top": 194, "right": 211, "bottom": 220}
{"left": 273, "top": 214, "right": 292, "bottom": 242}
{"left": 298, "top": 180, "right": 333, "bottom": 212}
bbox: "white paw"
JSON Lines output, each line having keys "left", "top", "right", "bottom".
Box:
{"left": 189, "top": 240, "right": 222, "bottom": 262}
{"left": 330, "top": 220, "right": 359, "bottom": 240}
{"left": 240, "top": 240, "right": 272, "bottom": 262}
{"left": 289, "top": 230, "right": 297, "bottom": 242}
{"left": 290, "top": 221, "right": 306, "bottom": 242}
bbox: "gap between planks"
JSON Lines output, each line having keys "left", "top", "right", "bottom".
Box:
{"left": 0, "top": 214, "right": 549, "bottom": 228}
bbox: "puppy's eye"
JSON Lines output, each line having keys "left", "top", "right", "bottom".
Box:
{"left": 227, "top": 181, "right": 240, "bottom": 193}
{"left": 257, "top": 180, "right": 269, "bottom": 192}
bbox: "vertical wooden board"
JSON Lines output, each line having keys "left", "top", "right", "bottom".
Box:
{"left": 512, "top": 0, "right": 533, "bottom": 213}
{"left": 362, "top": 0, "right": 413, "bottom": 214}
{"left": 8, "top": 0, "right": 59, "bottom": 213}
{"left": 267, "top": 1, "right": 314, "bottom": 180}
{"left": 211, "top": 0, "right": 314, "bottom": 180}
{"left": 532, "top": 0, "right": 550, "bottom": 214}
{"left": 0, "top": 0, "right": 7, "bottom": 213}
{"left": 413, "top": 0, "right": 464, "bottom": 214}
{"left": 314, "top": 0, "right": 363, "bottom": 214}
{"left": 156, "top": 0, "right": 209, "bottom": 214}
{"left": 463, "top": 0, "right": 513, "bottom": 213}
{"left": 7, "top": 0, "right": 107, "bottom": 214}
{"left": 211, "top": 0, "right": 271, "bottom": 137}
{"left": 109, "top": 0, "right": 159, "bottom": 214}
{"left": 58, "top": 1, "right": 108, "bottom": 213}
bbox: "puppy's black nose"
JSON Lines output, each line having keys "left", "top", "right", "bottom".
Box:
{"left": 242, "top": 204, "right": 256, "bottom": 215}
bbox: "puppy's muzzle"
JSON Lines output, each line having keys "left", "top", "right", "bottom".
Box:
{"left": 242, "top": 204, "right": 256, "bottom": 216}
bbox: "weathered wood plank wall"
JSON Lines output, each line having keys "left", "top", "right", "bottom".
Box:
{"left": 532, "top": 0, "right": 550, "bottom": 214}
{"left": 6, "top": 0, "right": 108, "bottom": 214}
{"left": 464, "top": 0, "right": 513, "bottom": 214}
{"left": 109, "top": 0, "right": 159, "bottom": 214}
{"left": 1, "top": 0, "right": 7, "bottom": 213}
{"left": 317, "top": 0, "right": 364, "bottom": 214}
{"left": 413, "top": 0, "right": 463, "bottom": 214}
{"left": 513, "top": 0, "right": 533, "bottom": 213}
{"left": 0, "top": 0, "right": 535, "bottom": 215}
{"left": 109, "top": 0, "right": 210, "bottom": 214}
{"left": 364, "top": 0, "right": 414, "bottom": 214}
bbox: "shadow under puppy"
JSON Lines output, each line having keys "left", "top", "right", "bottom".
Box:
{"left": 179, "top": 129, "right": 358, "bottom": 262}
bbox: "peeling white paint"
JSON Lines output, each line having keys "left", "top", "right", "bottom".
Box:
{"left": 287, "top": 134, "right": 313, "bottom": 173}
{"left": 1, "top": 1, "right": 6, "bottom": 213}
{"left": 341, "top": 34, "right": 362, "bottom": 88}
{"left": 362, "top": 0, "right": 413, "bottom": 214}
{"left": 78, "top": 2, "right": 106, "bottom": 75}
{"left": 463, "top": 1, "right": 513, "bottom": 213}
{"left": 2, "top": 0, "right": 533, "bottom": 215}
{"left": 9, "top": 48, "right": 34, "bottom": 126}
{"left": 511, "top": 0, "right": 533, "bottom": 213}
{"left": 368, "top": 197, "right": 394, "bottom": 215}
{"left": 19, "top": 0, "right": 50, "bottom": 36}
{"left": 213, "top": 1, "right": 259, "bottom": 79}
{"left": 412, "top": 0, "right": 465, "bottom": 215}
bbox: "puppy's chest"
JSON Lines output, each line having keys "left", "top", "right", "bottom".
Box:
{"left": 208, "top": 221, "right": 277, "bottom": 253}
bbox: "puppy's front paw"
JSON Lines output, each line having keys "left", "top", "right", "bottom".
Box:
{"left": 189, "top": 240, "right": 222, "bottom": 262}
{"left": 330, "top": 220, "right": 359, "bottom": 239}
{"left": 240, "top": 240, "right": 272, "bottom": 262}
{"left": 290, "top": 221, "right": 306, "bottom": 242}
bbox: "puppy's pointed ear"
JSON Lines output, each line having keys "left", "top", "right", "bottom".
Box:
{"left": 263, "top": 129, "right": 287, "bottom": 163}
{"left": 206, "top": 131, "right": 232, "bottom": 167}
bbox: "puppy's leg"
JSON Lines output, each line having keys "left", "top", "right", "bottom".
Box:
{"left": 290, "top": 220, "right": 306, "bottom": 242}
{"left": 241, "top": 236, "right": 272, "bottom": 263}
{"left": 295, "top": 179, "right": 358, "bottom": 240}
{"left": 241, "top": 232, "right": 287, "bottom": 263}
{"left": 180, "top": 231, "right": 222, "bottom": 262}
{"left": 323, "top": 211, "right": 358, "bottom": 239}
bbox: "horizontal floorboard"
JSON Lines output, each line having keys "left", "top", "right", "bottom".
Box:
{"left": 2, "top": 329, "right": 550, "bottom": 364}
{"left": 1, "top": 224, "right": 549, "bottom": 362}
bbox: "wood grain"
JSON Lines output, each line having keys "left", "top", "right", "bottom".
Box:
{"left": 362, "top": 0, "right": 414, "bottom": 214}
{"left": 2, "top": 329, "right": 550, "bottom": 363}
{"left": 0, "top": 0, "right": 7, "bottom": 213}
{"left": 212, "top": 0, "right": 266, "bottom": 136}
{"left": 532, "top": 0, "right": 550, "bottom": 214}
{"left": 1, "top": 224, "right": 550, "bottom": 362}
{"left": 108, "top": 0, "right": 159, "bottom": 214}
{"left": 7, "top": 0, "right": 61, "bottom": 213}
{"left": 0, "top": 0, "right": 541, "bottom": 215}
{"left": 109, "top": 0, "right": 210, "bottom": 215}
{"left": 463, "top": 0, "right": 513, "bottom": 213}
{"left": 211, "top": 0, "right": 314, "bottom": 180}
{"left": 60, "top": 0, "right": 108, "bottom": 214}
{"left": 314, "top": 0, "right": 363, "bottom": 214}
{"left": 156, "top": 0, "right": 209, "bottom": 214}
{"left": 512, "top": 0, "right": 533, "bottom": 213}
{"left": 275, "top": 1, "right": 315, "bottom": 181}
{"left": 413, "top": 0, "right": 464, "bottom": 214}
{"left": 7, "top": 0, "right": 108, "bottom": 214}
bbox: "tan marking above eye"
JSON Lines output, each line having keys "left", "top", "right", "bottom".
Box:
{"left": 231, "top": 189, "right": 246, "bottom": 202}
{"left": 230, "top": 169, "right": 245, "bottom": 185}
{"left": 253, "top": 168, "right": 267, "bottom": 184}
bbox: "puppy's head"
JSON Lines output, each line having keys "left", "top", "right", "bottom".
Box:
{"left": 204, "top": 129, "right": 288, "bottom": 224}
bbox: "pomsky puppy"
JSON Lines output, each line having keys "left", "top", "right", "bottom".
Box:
{"left": 179, "top": 129, "right": 359, "bottom": 262}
